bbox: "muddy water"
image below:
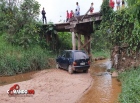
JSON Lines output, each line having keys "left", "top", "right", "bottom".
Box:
{"left": 79, "top": 60, "right": 121, "bottom": 103}
{"left": 0, "top": 60, "right": 121, "bottom": 103}
{"left": 0, "top": 71, "right": 37, "bottom": 86}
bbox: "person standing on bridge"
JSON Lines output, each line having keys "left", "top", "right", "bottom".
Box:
{"left": 116, "top": 0, "right": 121, "bottom": 10}
{"left": 122, "top": 0, "right": 125, "bottom": 9}
{"left": 89, "top": 2, "right": 94, "bottom": 14}
{"left": 109, "top": 0, "right": 115, "bottom": 9}
{"left": 76, "top": 2, "right": 80, "bottom": 16}
{"left": 69, "top": 10, "right": 74, "bottom": 19}
{"left": 41, "top": 7, "right": 47, "bottom": 24}
{"left": 66, "top": 10, "right": 69, "bottom": 22}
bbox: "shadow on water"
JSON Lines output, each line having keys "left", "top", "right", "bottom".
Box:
{"left": 79, "top": 60, "right": 121, "bottom": 103}
{"left": 0, "top": 71, "right": 37, "bottom": 86}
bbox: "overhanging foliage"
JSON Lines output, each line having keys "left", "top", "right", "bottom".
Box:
{"left": 93, "top": 0, "right": 140, "bottom": 51}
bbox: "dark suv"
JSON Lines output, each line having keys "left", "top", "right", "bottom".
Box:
{"left": 56, "top": 50, "right": 90, "bottom": 74}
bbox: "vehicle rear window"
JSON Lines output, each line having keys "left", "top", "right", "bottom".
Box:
{"left": 74, "top": 51, "right": 89, "bottom": 60}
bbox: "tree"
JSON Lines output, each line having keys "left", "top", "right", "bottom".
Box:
{"left": 126, "top": 0, "right": 140, "bottom": 22}
{"left": 0, "top": 0, "right": 41, "bottom": 49}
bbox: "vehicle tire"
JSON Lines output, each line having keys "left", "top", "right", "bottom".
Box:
{"left": 56, "top": 63, "right": 59, "bottom": 69}
{"left": 68, "top": 65, "right": 73, "bottom": 74}
{"left": 83, "top": 69, "right": 88, "bottom": 73}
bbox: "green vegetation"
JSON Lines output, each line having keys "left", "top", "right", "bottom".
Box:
{"left": 0, "top": 0, "right": 72, "bottom": 76}
{"left": 118, "top": 68, "right": 140, "bottom": 103}
{"left": 0, "top": 0, "right": 40, "bottom": 49}
{"left": 0, "top": 0, "right": 52, "bottom": 76}
{"left": 91, "top": 0, "right": 113, "bottom": 55}
{"left": 92, "top": 0, "right": 140, "bottom": 52}
{"left": 92, "top": 50, "right": 110, "bottom": 58}
{"left": 57, "top": 32, "right": 72, "bottom": 53}
{"left": 0, "top": 35, "right": 54, "bottom": 76}
{"left": 36, "top": 23, "right": 72, "bottom": 54}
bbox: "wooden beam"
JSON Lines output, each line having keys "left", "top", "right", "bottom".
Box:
{"left": 81, "top": 8, "right": 90, "bottom": 21}
{"left": 88, "top": 35, "right": 91, "bottom": 56}
{"left": 81, "top": 38, "right": 92, "bottom": 48}
{"left": 75, "top": 35, "right": 88, "bottom": 52}
{"left": 78, "top": 34, "right": 81, "bottom": 50}
{"left": 75, "top": 35, "right": 83, "bottom": 46}
{"left": 65, "top": 24, "right": 76, "bottom": 29}
{"left": 82, "top": 36, "right": 92, "bottom": 49}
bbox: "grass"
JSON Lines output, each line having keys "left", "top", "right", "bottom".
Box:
{"left": 92, "top": 50, "right": 110, "bottom": 58}
{"left": 118, "top": 67, "right": 140, "bottom": 103}
{"left": 0, "top": 35, "right": 55, "bottom": 76}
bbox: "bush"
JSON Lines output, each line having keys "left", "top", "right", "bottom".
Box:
{"left": 92, "top": 50, "right": 110, "bottom": 58}
{"left": 118, "top": 68, "right": 140, "bottom": 103}
{"left": 0, "top": 36, "right": 53, "bottom": 76}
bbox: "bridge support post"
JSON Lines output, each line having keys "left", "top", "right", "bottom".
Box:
{"left": 84, "top": 35, "right": 88, "bottom": 52}
{"left": 82, "top": 34, "right": 92, "bottom": 58}
{"left": 46, "top": 34, "right": 49, "bottom": 44}
{"left": 78, "top": 34, "right": 81, "bottom": 50}
{"left": 72, "top": 32, "right": 76, "bottom": 50}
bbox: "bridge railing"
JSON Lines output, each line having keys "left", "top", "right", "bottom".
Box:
{"left": 69, "top": 12, "right": 101, "bottom": 23}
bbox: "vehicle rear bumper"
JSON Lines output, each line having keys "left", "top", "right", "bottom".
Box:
{"left": 73, "top": 65, "right": 90, "bottom": 71}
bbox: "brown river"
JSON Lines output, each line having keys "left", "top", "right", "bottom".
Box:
{"left": 0, "top": 71, "right": 38, "bottom": 86}
{"left": 0, "top": 60, "right": 121, "bottom": 103}
{"left": 78, "top": 60, "right": 121, "bottom": 103}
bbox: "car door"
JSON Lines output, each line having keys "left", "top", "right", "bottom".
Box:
{"left": 63, "top": 51, "right": 71, "bottom": 69}
{"left": 60, "top": 52, "right": 67, "bottom": 69}
{"left": 57, "top": 51, "right": 66, "bottom": 68}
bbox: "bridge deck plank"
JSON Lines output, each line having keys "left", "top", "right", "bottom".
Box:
{"left": 43, "top": 12, "right": 101, "bottom": 33}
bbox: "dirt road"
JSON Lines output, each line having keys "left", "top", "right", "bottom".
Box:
{"left": 0, "top": 69, "right": 92, "bottom": 103}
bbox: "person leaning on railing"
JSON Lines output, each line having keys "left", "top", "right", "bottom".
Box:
{"left": 89, "top": 2, "right": 94, "bottom": 14}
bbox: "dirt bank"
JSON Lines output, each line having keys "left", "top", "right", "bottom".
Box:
{"left": 0, "top": 69, "right": 92, "bottom": 103}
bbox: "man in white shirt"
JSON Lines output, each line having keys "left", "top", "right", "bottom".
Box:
{"left": 74, "top": 9, "right": 79, "bottom": 16}
{"left": 76, "top": 2, "right": 80, "bottom": 16}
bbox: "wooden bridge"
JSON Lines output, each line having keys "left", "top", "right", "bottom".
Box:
{"left": 45, "top": 12, "right": 102, "bottom": 58}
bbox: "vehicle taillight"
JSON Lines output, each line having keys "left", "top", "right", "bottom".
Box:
{"left": 88, "top": 61, "right": 90, "bottom": 65}
{"left": 73, "top": 62, "right": 77, "bottom": 66}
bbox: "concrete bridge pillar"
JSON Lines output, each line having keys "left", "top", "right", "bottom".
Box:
{"left": 84, "top": 35, "right": 88, "bottom": 51}
{"left": 72, "top": 32, "right": 76, "bottom": 50}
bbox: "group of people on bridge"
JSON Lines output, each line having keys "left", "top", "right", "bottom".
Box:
{"left": 66, "top": 2, "right": 94, "bottom": 22}
{"left": 41, "top": 0, "right": 125, "bottom": 24}
{"left": 109, "top": 0, "right": 125, "bottom": 10}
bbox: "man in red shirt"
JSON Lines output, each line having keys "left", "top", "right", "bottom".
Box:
{"left": 69, "top": 10, "right": 73, "bottom": 19}
{"left": 109, "top": 0, "right": 115, "bottom": 9}
{"left": 66, "top": 10, "right": 69, "bottom": 22}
